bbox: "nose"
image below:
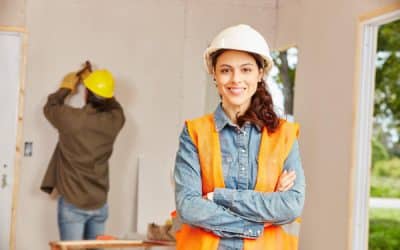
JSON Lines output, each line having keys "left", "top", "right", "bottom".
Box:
{"left": 231, "top": 70, "right": 242, "bottom": 84}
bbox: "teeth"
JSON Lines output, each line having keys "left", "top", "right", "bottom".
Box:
{"left": 228, "top": 87, "right": 244, "bottom": 95}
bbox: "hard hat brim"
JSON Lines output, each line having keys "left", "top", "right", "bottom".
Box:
{"left": 204, "top": 47, "right": 273, "bottom": 75}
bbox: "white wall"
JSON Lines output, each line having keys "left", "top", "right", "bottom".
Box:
{"left": 275, "top": 1, "right": 399, "bottom": 250}
{"left": 15, "top": 1, "right": 278, "bottom": 249}
{"left": 181, "top": 0, "right": 277, "bottom": 118}
{"left": 18, "top": 1, "right": 184, "bottom": 249}
{"left": 0, "top": 0, "right": 25, "bottom": 27}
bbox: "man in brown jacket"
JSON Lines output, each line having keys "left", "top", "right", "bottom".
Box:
{"left": 41, "top": 68, "right": 125, "bottom": 241}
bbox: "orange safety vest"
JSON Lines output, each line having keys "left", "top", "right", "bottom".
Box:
{"left": 175, "top": 114, "right": 301, "bottom": 250}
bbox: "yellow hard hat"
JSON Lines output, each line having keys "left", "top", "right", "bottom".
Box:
{"left": 83, "top": 69, "right": 114, "bottom": 98}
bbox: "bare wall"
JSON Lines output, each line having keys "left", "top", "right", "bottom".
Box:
{"left": 18, "top": 0, "right": 185, "bottom": 249}
{"left": 15, "top": 1, "right": 278, "bottom": 249}
{"left": 275, "top": 0, "right": 399, "bottom": 250}
{"left": 181, "top": 0, "right": 277, "bottom": 119}
{"left": 0, "top": 0, "right": 25, "bottom": 27}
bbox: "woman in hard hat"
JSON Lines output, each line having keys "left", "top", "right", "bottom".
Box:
{"left": 41, "top": 68, "right": 125, "bottom": 241}
{"left": 173, "top": 24, "right": 305, "bottom": 250}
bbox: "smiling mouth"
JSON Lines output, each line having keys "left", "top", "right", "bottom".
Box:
{"left": 227, "top": 87, "right": 246, "bottom": 95}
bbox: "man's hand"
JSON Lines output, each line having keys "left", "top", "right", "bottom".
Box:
{"left": 78, "top": 68, "right": 91, "bottom": 81}
{"left": 60, "top": 72, "right": 80, "bottom": 91}
{"left": 76, "top": 61, "right": 92, "bottom": 81}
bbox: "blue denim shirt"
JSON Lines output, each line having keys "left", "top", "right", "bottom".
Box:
{"left": 174, "top": 105, "right": 305, "bottom": 250}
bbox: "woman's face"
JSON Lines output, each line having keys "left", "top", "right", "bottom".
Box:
{"left": 214, "top": 50, "right": 263, "bottom": 110}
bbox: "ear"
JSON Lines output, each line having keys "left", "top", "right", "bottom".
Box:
{"left": 258, "top": 68, "right": 264, "bottom": 82}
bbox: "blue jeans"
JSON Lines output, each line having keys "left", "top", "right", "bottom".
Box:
{"left": 58, "top": 196, "right": 108, "bottom": 241}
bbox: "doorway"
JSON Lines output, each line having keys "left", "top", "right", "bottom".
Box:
{"left": 0, "top": 27, "right": 26, "bottom": 250}
{"left": 352, "top": 5, "right": 400, "bottom": 250}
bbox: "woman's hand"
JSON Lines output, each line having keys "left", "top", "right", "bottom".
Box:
{"left": 262, "top": 171, "right": 296, "bottom": 228}
{"left": 276, "top": 170, "right": 296, "bottom": 192}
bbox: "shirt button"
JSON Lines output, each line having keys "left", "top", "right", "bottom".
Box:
{"left": 241, "top": 149, "right": 246, "bottom": 153}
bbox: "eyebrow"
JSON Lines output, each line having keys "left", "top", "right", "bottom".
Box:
{"left": 218, "top": 63, "right": 255, "bottom": 68}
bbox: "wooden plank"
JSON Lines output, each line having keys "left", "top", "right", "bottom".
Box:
{"left": 0, "top": 26, "right": 27, "bottom": 33}
{"left": 9, "top": 30, "right": 27, "bottom": 250}
{"left": 49, "top": 240, "right": 173, "bottom": 249}
{"left": 0, "top": 28, "right": 27, "bottom": 250}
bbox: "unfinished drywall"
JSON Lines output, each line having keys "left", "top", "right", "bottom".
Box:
{"left": 15, "top": 1, "right": 278, "bottom": 249}
{"left": 181, "top": 0, "right": 277, "bottom": 119}
{"left": 275, "top": 0, "right": 399, "bottom": 250}
{"left": 18, "top": 1, "right": 185, "bottom": 249}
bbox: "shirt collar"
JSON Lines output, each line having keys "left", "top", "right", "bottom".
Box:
{"left": 213, "top": 104, "right": 235, "bottom": 132}
{"left": 213, "top": 103, "right": 262, "bottom": 132}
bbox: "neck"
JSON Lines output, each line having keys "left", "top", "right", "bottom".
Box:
{"left": 221, "top": 101, "right": 250, "bottom": 125}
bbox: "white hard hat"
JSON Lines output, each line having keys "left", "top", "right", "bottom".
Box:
{"left": 204, "top": 24, "right": 273, "bottom": 75}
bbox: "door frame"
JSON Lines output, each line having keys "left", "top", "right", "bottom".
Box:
{"left": 351, "top": 4, "right": 400, "bottom": 250}
{"left": 0, "top": 26, "right": 27, "bottom": 250}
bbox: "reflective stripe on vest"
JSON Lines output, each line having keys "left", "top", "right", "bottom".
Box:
{"left": 175, "top": 114, "right": 300, "bottom": 250}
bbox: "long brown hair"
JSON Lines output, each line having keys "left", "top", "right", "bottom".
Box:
{"left": 211, "top": 49, "right": 280, "bottom": 133}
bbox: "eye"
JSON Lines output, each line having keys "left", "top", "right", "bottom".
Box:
{"left": 220, "top": 68, "right": 231, "bottom": 74}
{"left": 242, "top": 67, "right": 252, "bottom": 73}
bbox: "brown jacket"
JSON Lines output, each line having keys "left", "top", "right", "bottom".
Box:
{"left": 41, "top": 88, "right": 125, "bottom": 209}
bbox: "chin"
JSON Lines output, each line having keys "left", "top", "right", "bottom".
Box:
{"left": 226, "top": 99, "right": 249, "bottom": 107}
